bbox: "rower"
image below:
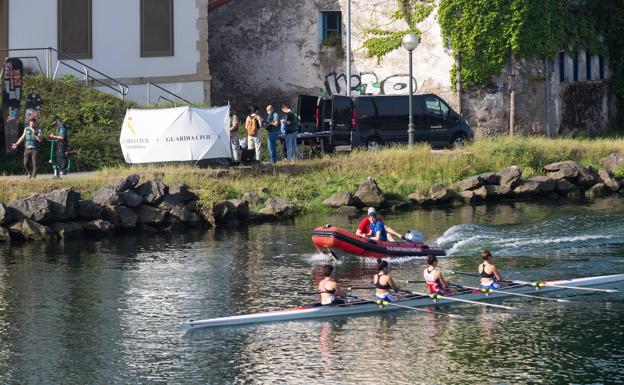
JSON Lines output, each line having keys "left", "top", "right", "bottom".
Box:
{"left": 423, "top": 255, "right": 452, "bottom": 295}
{"left": 318, "top": 265, "right": 346, "bottom": 305}
{"left": 374, "top": 260, "right": 400, "bottom": 304}
{"left": 479, "top": 249, "right": 503, "bottom": 289}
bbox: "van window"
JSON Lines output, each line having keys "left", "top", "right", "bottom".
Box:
{"left": 356, "top": 98, "right": 375, "bottom": 119}
{"left": 425, "top": 96, "right": 449, "bottom": 119}
{"left": 375, "top": 97, "right": 404, "bottom": 118}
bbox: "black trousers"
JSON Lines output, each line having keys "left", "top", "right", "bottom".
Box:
{"left": 56, "top": 141, "right": 67, "bottom": 171}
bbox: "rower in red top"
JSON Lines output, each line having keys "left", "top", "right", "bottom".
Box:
{"left": 423, "top": 255, "right": 452, "bottom": 295}
{"left": 479, "top": 249, "right": 503, "bottom": 290}
{"left": 374, "top": 260, "right": 400, "bottom": 304}
{"left": 318, "top": 265, "right": 346, "bottom": 305}
{"left": 355, "top": 207, "right": 402, "bottom": 241}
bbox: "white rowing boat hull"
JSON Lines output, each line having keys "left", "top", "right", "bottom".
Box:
{"left": 180, "top": 273, "right": 624, "bottom": 330}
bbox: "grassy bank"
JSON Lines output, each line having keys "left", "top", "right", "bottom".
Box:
{"left": 1, "top": 136, "right": 623, "bottom": 212}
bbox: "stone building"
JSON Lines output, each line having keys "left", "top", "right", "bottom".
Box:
{"left": 209, "top": 0, "right": 613, "bottom": 137}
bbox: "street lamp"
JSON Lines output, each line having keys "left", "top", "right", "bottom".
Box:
{"left": 402, "top": 33, "right": 419, "bottom": 146}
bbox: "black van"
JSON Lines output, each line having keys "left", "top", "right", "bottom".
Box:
{"left": 298, "top": 94, "right": 473, "bottom": 150}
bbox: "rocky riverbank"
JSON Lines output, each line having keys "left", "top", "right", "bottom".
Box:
{"left": 1, "top": 153, "right": 623, "bottom": 243}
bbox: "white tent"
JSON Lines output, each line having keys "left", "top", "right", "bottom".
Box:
{"left": 119, "top": 106, "right": 231, "bottom": 164}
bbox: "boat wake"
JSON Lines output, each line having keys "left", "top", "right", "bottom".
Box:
{"left": 436, "top": 213, "right": 624, "bottom": 257}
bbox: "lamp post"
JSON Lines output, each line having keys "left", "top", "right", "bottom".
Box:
{"left": 402, "top": 33, "right": 419, "bottom": 146}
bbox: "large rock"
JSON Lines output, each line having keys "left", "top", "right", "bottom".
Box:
{"left": 40, "top": 188, "right": 81, "bottom": 221}
{"left": 601, "top": 152, "right": 624, "bottom": 173}
{"left": 0, "top": 202, "right": 15, "bottom": 225}
{"left": 259, "top": 198, "right": 299, "bottom": 217}
{"left": 134, "top": 204, "right": 168, "bottom": 225}
{"left": 212, "top": 201, "right": 236, "bottom": 222}
{"left": 598, "top": 168, "right": 620, "bottom": 192}
{"left": 427, "top": 184, "right": 455, "bottom": 204}
{"left": 50, "top": 222, "right": 84, "bottom": 239}
{"left": 114, "top": 174, "right": 140, "bottom": 192}
{"left": 455, "top": 175, "right": 482, "bottom": 191}
{"left": 242, "top": 190, "right": 262, "bottom": 205}
{"left": 455, "top": 172, "right": 501, "bottom": 192}
{"left": 77, "top": 199, "right": 103, "bottom": 219}
{"left": 101, "top": 206, "right": 138, "bottom": 228}
{"left": 169, "top": 183, "right": 197, "bottom": 203}
{"left": 0, "top": 226, "right": 9, "bottom": 242}
{"left": 353, "top": 177, "right": 385, "bottom": 207}
{"left": 556, "top": 179, "right": 577, "bottom": 193}
{"left": 498, "top": 166, "right": 522, "bottom": 188}
{"left": 9, "top": 219, "right": 55, "bottom": 241}
{"left": 576, "top": 166, "right": 600, "bottom": 187}
{"left": 229, "top": 199, "right": 250, "bottom": 217}
{"left": 80, "top": 219, "right": 114, "bottom": 234}
{"left": 9, "top": 198, "right": 53, "bottom": 223}
{"left": 513, "top": 176, "right": 557, "bottom": 197}
{"left": 166, "top": 203, "right": 193, "bottom": 222}
{"left": 120, "top": 190, "right": 144, "bottom": 208}
{"left": 544, "top": 160, "right": 581, "bottom": 181}
{"left": 322, "top": 192, "right": 354, "bottom": 208}
{"left": 585, "top": 183, "right": 610, "bottom": 199}
{"left": 92, "top": 185, "right": 124, "bottom": 207}
{"left": 472, "top": 185, "right": 506, "bottom": 200}
{"left": 135, "top": 181, "right": 169, "bottom": 205}
{"left": 336, "top": 206, "right": 359, "bottom": 216}
{"left": 407, "top": 191, "right": 428, "bottom": 204}
{"left": 459, "top": 190, "right": 480, "bottom": 204}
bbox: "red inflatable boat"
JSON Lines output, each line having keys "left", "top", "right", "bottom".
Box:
{"left": 311, "top": 226, "right": 446, "bottom": 259}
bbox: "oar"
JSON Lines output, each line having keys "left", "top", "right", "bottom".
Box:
{"left": 404, "top": 280, "right": 427, "bottom": 284}
{"left": 450, "top": 284, "right": 571, "bottom": 303}
{"left": 444, "top": 269, "right": 619, "bottom": 293}
{"left": 511, "top": 280, "right": 619, "bottom": 293}
{"left": 398, "top": 289, "right": 516, "bottom": 310}
{"left": 295, "top": 291, "right": 320, "bottom": 296}
{"left": 347, "top": 286, "right": 376, "bottom": 290}
{"left": 347, "top": 295, "right": 464, "bottom": 319}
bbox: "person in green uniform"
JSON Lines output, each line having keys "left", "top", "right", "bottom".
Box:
{"left": 11, "top": 117, "right": 43, "bottom": 178}
{"left": 48, "top": 115, "right": 68, "bottom": 175}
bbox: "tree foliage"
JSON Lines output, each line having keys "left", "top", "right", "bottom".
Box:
{"left": 362, "top": 0, "right": 435, "bottom": 62}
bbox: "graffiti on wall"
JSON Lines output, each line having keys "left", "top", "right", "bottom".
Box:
{"left": 324, "top": 72, "right": 417, "bottom": 96}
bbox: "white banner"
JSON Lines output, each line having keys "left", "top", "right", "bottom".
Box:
{"left": 119, "top": 106, "right": 231, "bottom": 164}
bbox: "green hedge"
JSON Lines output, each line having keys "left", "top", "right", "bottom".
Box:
{"left": 0, "top": 75, "right": 136, "bottom": 174}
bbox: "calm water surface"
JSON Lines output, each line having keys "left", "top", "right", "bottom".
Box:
{"left": 1, "top": 197, "right": 624, "bottom": 384}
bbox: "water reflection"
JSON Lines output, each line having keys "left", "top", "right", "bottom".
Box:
{"left": 0, "top": 197, "right": 622, "bottom": 383}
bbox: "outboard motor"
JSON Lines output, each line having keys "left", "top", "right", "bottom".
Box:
{"left": 403, "top": 230, "right": 424, "bottom": 243}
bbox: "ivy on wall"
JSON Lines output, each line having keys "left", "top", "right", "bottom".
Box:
{"left": 363, "top": 0, "right": 624, "bottom": 127}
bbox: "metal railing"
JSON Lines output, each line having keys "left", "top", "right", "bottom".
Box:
{"left": 1, "top": 47, "right": 191, "bottom": 104}
{"left": 147, "top": 81, "right": 192, "bottom": 107}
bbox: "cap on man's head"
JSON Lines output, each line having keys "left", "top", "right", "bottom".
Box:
{"left": 367, "top": 207, "right": 377, "bottom": 216}
{"left": 51, "top": 114, "right": 60, "bottom": 122}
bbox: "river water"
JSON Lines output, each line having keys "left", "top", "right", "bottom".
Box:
{"left": 1, "top": 197, "right": 624, "bottom": 384}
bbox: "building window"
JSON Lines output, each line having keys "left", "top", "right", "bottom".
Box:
{"left": 586, "top": 52, "right": 592, "bottom": 81}
{"left": 141, "top": 0, "right": 174, "bottom": 57}
{"left": 573, "top": 52, "right": 579, "bottom": 81}
{"left": 559, "top": 52, "right": 566, "bottom": 82}
{"left": 599, "top": 56, "right": 605, "bottom": 80}
{"left": 321, "top": 11, "right": 342, "bottom": 41}
{"left": 58, "top": 0, "right": 92, "bottom": 59}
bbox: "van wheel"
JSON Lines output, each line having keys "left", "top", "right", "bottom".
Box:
{"left": 367, "top": 137, "right": 383, "bottom": 151}
{"left": 451, "top": 133, "right": 466, "bottom": 148}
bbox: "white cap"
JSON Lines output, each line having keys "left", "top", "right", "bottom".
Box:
{"left": 367, "top": 207, "right": 377, "bottom": 215}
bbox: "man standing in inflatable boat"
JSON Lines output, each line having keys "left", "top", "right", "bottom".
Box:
{"left": 356, "top": 207, "right": 403, "bottom": 242}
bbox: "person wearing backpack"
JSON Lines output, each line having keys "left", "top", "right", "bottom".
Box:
{"left": 281, "top": 103, "right": 299, "bottom": 161}
{"left": 245, "top": 105, "right": 262, "bottom": 161}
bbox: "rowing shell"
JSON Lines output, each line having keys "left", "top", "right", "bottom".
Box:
{"left": 180, "top": 273, "right": 624, "bottom": 330}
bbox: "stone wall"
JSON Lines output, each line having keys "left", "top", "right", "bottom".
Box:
{"left": 208, "top": 0, "right": 614, "bottom": 136}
